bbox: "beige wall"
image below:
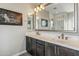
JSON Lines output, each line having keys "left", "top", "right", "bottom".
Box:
{"left": 0, "top": 3, "right": 33, "bottom": 56}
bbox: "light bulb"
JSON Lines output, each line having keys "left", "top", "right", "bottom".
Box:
{"left": 37, "top": 6, "right": 42, "bottom": 11}
{"left": 34, "top": 8, "right": 38, "bottom": 13}
{"left": 38, "top": 7, "right": 41, "bottom": 11}
{"left": 37, "top": 6, "right": 40, "bottom": 10}
{"left": 40, "top": 5, "right": 42, "bottom": 8}
{"left": 40, "top": 5, "right": 45, "bottom": 10}
{"left": 39, "top": 8, "right": 42, "bottom": 11}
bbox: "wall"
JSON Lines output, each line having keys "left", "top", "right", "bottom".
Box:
{"left": 0, "top": 3, "right": 33, "bottom": 56}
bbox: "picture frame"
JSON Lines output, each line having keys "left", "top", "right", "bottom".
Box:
{"left": 0, "top": 8, "right": 22, "bottom": 25}
{"left": 41, "top": 19, "right": 48, "bottom": 27}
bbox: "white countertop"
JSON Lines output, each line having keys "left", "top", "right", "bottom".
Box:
{"left": 26, "top": 33, "right": 79, "bottom": 51}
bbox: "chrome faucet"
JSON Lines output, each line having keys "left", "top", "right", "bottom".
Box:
{"left": 61, "top": 33, "right": 64, "bottom": 39}
{"left": 36, "top": 31, "right": 40, "bottom": 35}
{"left": 58, "top": 33, "right": 64, "bottom": 39}
{"left": 58, "top": 33, "right": 68, "bottom": 40}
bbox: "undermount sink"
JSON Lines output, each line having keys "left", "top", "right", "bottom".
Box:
{"left": 55, "top": 38, "right": 79, "bottom": 48}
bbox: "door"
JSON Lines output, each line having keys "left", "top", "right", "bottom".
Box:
{"left": 57, "top": 45, "right": 76, "bottom": 56}
{"left": 26, "top": 36, "right": 32, "bottom": 54}
{"left": 36, "top": 40, "right": 45, "bottom": 56}
{"left": 45, "top": 42, "right": 56, "bottom": 56}
{"left": 31, "top": 38, "right": 36, "bottom": 56}
{"left": 36, "top": 43, "right": 45, "bottom": 56}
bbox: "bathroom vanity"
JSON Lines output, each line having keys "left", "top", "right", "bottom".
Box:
{"left": 26, "top": 3, "right": 79, "bottom": 56}
{"left": 26, "top": 34, "right": 79, "bottom": 56}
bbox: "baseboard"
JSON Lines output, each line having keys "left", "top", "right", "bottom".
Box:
{"left": 13, "top": 50, "right": 27, "bottom": 56}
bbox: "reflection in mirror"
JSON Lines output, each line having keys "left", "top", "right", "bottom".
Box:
{"left": 41, "top": 19, "right": 48, "bottom": 27}
{"left": 47, "top": 3, "right": 75, "bottom": 31}
{"left": 35, "top": 9, "right": 50, "bottom": 30}
{"left": 35, "top": 3, "right": 77, "bottom": 32}
{"left": 27, "top": 15, "right": 34, "bottom": 30}
{"left": 35, "top": 16, "right": 39, "bottom": 29}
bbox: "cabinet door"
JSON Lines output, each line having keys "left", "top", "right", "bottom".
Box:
{"left": 31, "top": 38, "right": 36, "bottom": 56}
{"left": 57, "top": 46, "right": 77, "bottom": 56}
{"left": 26, "top": 36, "right": 32, "bottom": 54}
{"left": 45, "top": 42, "right": 56, "bottom": 56}
{"left": 36, "top": 43, "right": 45, "bottom": 56}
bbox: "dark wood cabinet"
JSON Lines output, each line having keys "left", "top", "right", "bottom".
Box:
{"left": 45, "top": 43, "right": 78, "bottom": 56}
{"left": 26, "top": 36, "right": 36, "bottom": 55}
{"left": 45, "top": 42, "right": 56, "bottom": 56}
{"left": 26, "top": 36, "right": 79, "bottom": 56}
{"left": 56, "top": 45, "right": 77, "bottom": 56}
{"left": 26, "top": 36, "right": 45, "bottom": 56}
{"left": 36, "top": 40, "right": 45, "bottom": 56}
{"left": 26, "top": 36, "right": 32, "bottom": 54}
{"left": 36, "top": 43, "right": 45, "bottom": 56}
{"left": 31, "top": 38, "right": 36, "bottom": 56}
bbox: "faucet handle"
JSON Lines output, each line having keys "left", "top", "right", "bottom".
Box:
{"left": 58, "top": 36, "right": 60, "bottom": 39}
{"left": 65, "top": 37, "right": 68, "bottom": 40}
{"left": 36, "top": 31, "right": 40, "bottom": 35}
{"left": 61, "top": 33, "right": 64, "bottom": 39}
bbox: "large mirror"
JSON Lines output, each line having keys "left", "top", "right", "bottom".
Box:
{"left": 35, "top": 10, "right": 50, "bottom": 30}
{"left": 35, "top": 3, "right": 78, "bottom": 32}
{"left": 27, "top": 15, "right": 34, "bottom": 31}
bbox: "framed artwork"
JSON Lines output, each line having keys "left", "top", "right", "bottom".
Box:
{"left": 0, "top": 8, "right": 22, "bottom": 25}
{"left": 41, "top": 19, "right": 48, "bottom": 27}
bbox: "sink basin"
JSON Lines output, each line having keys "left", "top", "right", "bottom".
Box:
{"left": 55, "top": 38, "right": 79, "bottom": 49}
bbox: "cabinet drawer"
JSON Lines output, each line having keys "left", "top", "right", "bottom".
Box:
{"left": 26, "top": 36, "right": 32, "bottom": 54}
{"left": 36, "top": 39, "right": 45, "bottom": 46}
{"left": 36, "top": 43, "right": 45, "bottom": 56}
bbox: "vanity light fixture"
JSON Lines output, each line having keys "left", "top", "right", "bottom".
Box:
{"left": 34, "top": 4, "right": 45, "bottom": 13}
{"left": 28, "top": 3, "right": 50, "bottom": 16}
{"left": 40, "top": 5, "right": 45, "bottom": 10}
